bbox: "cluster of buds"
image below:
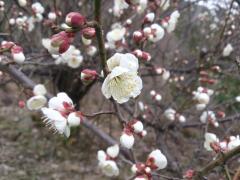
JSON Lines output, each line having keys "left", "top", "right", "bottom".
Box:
{"left": 164, "top": 108, "right": 186, "bottom": 123}
{"left": 27, "top": 84, "right": 47, "bottom": 110}
{"left": 80, "top": 69, "right": 98, "bottom": 85}
{"left": 41, "top": 92, "right": 83, "bottom": 137}
{"left": 199, "top": 70, "right": 217, "bottom": 85}
{"left": 49, "top": 31, "right": 75, "bottom": 54}
{"left": 150, "top": 90, "right": 162, "bottom": 102}
{"left": 132, "top": 49, "right": 151, "bottom": 61}
{"left": 200, "top": 111, "right": 219, "bottom": 127}
{"left": 81, "top": 28, "right": 97, "bottom": 56}
{"left": 204, "top": 133, "right": 240, "bottom": 153}
{"left": 97, "top": 144, "right": 120, "bottom": 177}
{"left": 133, "top": 23, "right": 165, "bottom": 43}
{"left": 120, "top": 119, "right": 147, "bottom": 149}
{"left": 0, "top": 41, "right": 25, "bottom": 64}
{"left": 131, "top": 149, "right": 167, "bottom": 180}
{"left": 193, "top": 87, "right": 214, "bottom": 111}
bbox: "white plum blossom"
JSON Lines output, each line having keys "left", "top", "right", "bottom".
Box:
{"left": 18, "top": 0, "right": 27, "bottom": 7}
{"left": 162, "top": 10, "right": 180, "bottom": 33}
{"left": 120, "top": 132, "right": 135, "bottom": 149}
{"left": 97, "top": 145, "right": 120, "bottom": 177}
{"left": 113, "top": 0, "right": 129, "bottom": 17}
{"left": 204, "top": 132, "right": 219, "bottom": 151}
{"left": 148, "top": 24, "right": 165, "bottom": 43}
{"left": 27, "top": 95, "right": 47, "bottom": 110}
{"left": 200, "top": 111, "right": 219, "bottom": 127}
{"left": 41, "top": 92, "right": 82, "bottom": 137}
{"left": 48, "top": 12, "right": 57, "bottom": 21}
{"left": 136, "top": 0, "right": 148, "bottom": 14}
{"left": 33, "top": 84, "right": 47, "bottom": 96}
{"left": 228, "top": 136, "right": 240, "bottom": 150}
{"left": 147, "top": 149, "right": 168, "bottom": 170}
{"left": 106, "top": 24, "right": 126, "bottom": 50}
{"left": 101, "top": 53, "right": 142, "bottom": 104}
{"left": 193, "top": 87, "right": 213, "bottom": 111}
{"left": 99, "top": 160, "right": 119, "bottom": 177}
{"left": 235, "top": 96, "right": 240, "bottom": 102}
{"left": 222, "top": 44, "right": 233, "bottom": 57}
{"left": 164, "top": 108, "right": 176, "bottom": 121}
{"left": 42, "top": 40, "right": 83, "bottom": 69}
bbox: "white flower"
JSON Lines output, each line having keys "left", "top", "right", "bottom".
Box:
{"left": 132, "top": 121, "right": 144, "bottom": 133}
{"left": 97, "top": 150, "right": 107, "bottom": 162}
{"left": 40, "top": 92, "right": 81, "bottom": 138}
{"left": 120, "top": 132, "right": 135, "bottom": 149}
{"left": 228, "top": 136, "right": 240, "bottom": 150}
{"left": 41, "top": 108, "right": 70, "bottom": 137}
{"left": 32, "top": 2, "right": 45, "bottom": 14}
{"left": 113, "top": 0, "right": 129, "bottom": 17}
{"left": 160, "top": 0, "right": 170, "bottom": 10}
{"left": 106, "top": 26, "right": 126, "bottom": 50}
{"left": 67, "top": 112, "right": 82, "bottom": 127}
{"left": 99, "top": 160, "right": 119, "bottom": 177}
{"left": 148, "top": 24, "right": 164, "bottom": 42}
{"left": 222, "top": 44, "right": 233, "bottom": 57}
{"left": 67, "top": 55, "right": 83, "bottom": 68}
{"left": 164, "top": 108, "right": 176, "bottom": 121}
{"left": 147, "top": 149, "right": 167, "bottom": 170}
{"left": 137, "top": 0, "right": 147, "bottom": 14}
{"left": 18, "top": 0, "right": 27, "bottom": 7}
{"left": 178, "top": 115, "right": 186, "bottom": 123}
{"left": 166, "top": 11, "right": 180, "bottom": 33}
{"left": 200, "top": 111, "right": 218, "bottom": 127}
{"left": 42, "top": 38, "right": 59, "bottom": 54}
{"left": 48, "top": 12, "right": 57, "bottom": 20}
{"left": 145, "top": 12, "right": 155, "bottom": 22}
{"left": 194, "top": 92, "right": 210, "bottom": 104}
{"left": 86, "top": 46, "right": 97, "bottom": 56}
{"left": 101, "top": 53, "right": 142, "bottom": 103}
{"left": 196, "top": 103, "right": 206, "bottom": 111}
{"left": 12, "top": 52, "right": 25, "bottom": 63}
{"left": 106, "top": 144, "right": 120, "bottom": 158}
{"left": 27, "top": 95, "right": 47, "bottom": 110}
{"left": 33, "top": 84, "right": 47, "bottom": 96}
{"left": 204, "top": 132, "right": 219, "bottom": 151}
{"left": 235, "top": 96, "right": 240, "bottom": 102}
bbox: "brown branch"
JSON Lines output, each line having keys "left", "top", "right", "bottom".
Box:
{"left": 82, "top": 111, "right": 115, "bottom": 118}
{"left": 93, "top": 0, "right": 108, "bottom": 77}
{"left": 193, "top": 146, "right": 240, "bottom": 179}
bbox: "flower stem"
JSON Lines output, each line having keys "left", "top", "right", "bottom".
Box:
{"left": 93, "top": 0, "right": 108, "bottom": 77}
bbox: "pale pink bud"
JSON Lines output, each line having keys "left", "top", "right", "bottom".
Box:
{"left": 50, "top": 31, "right": 74, "bottom": 54}
{"left": 133, "top": 31, "right": 143, "bottom": 42}
{"left": 146, "top": 149, "right": 167, "bottom": 170}
{"left": 81, "top": 69, "right": 97, "bottom": 84}
{"left": 81, "top": 27, "right": 96, "bottom": 39}
{"left": 18, "top": 100, "right": 25, "bottom": 108}
{"left": 65, "top": 12, "right": 86, "bottom": 27}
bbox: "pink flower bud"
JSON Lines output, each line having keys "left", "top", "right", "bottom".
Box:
{"left": 65, "top": 12, "right": 86, "bottom": 27}
{"left": 133, "top": 31, "right": 144, "bottom": 43}
{"left": 81, "top": 69, "right": 97, "bottom": 84}
{"left": 51, "top": 31, "right": 73, "bottom": 54}
{"left": 81, "top": 27, "right": 96, "bottom": 39}
{"left": 18, "top": 100, "right": 25, "bottom": 108}
{"left": 141, "top": 52, "right": 151, "bottom": 61}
